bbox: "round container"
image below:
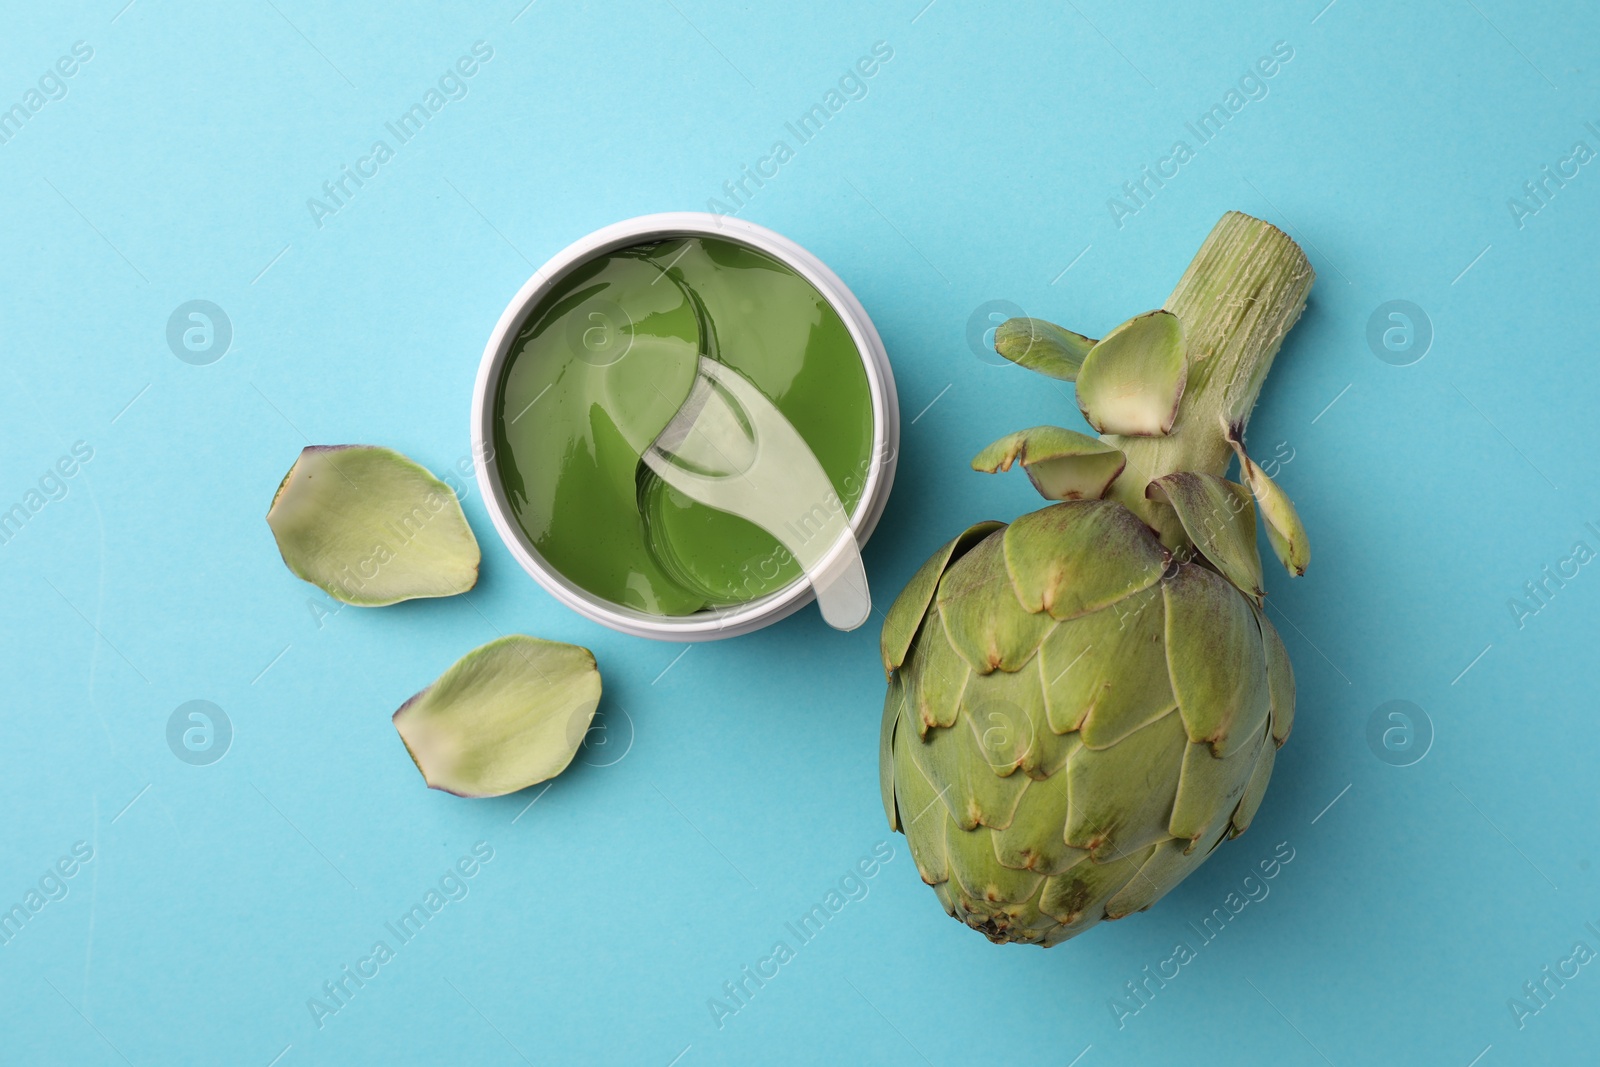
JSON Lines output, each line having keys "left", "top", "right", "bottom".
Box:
{"left": 471, "top": 212, "right": 900, "bottom": 641}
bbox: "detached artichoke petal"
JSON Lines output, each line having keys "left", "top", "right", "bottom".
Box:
{"left": 972, "top": 426, "right": 1126, "bottom": 502}
{"left": 267, "top": 445, "right": 480, "bottom": 606}
{"left": 392, "top": 635, "right": 602, "bottom": 798}
{"left": 881, "top": 521, "right": 1004, "bottom": 675}
{"left": 1227, "top": 428, "right": 1310, "bottom": 576}
{"left": 1147, "top": 472, "right": 1263, "bottom": 601}
{"left": 993, "top": 317, "right": 1096, "bottom": 381}
{"left": 1074, "top": 310, "right": 1186, "bottom": 436}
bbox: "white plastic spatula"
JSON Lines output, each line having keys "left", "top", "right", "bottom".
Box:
{"left": 640, "top": 357, "right": 871, "bottom": 631}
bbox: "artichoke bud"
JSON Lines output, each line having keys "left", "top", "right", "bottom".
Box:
{"left": 880, "top": 213, "right": 1314, "bottom": 947}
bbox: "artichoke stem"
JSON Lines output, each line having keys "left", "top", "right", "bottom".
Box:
{"left": 1105, "top": 212, "right": 1314, "bottom": 534}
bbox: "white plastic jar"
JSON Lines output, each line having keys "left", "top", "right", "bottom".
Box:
{"left": 470, "top": 212, "right": 900, "bottom": 641}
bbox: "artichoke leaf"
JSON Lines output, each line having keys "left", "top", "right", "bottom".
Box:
{"left": 1064, "top": 708, "right": 1186, "bottom": 860}
{"left": 1258, "top": 606, "right": 1296, "bottom": 746}
{"left": 881, "top": 521, "right": 1005, "bottom": 675}
{"left": 993, "top": 317, "right": 1096, "bottom": 381}
{"left": 1038, "top": 842, "right": 1159, "bottom": 926}
{"left": 972, "top": 426, "right": 1127, "bottom": 502}
{"left": 960, "top": 658, "right": 1067, "bottom": 780}
{"left": 1074, "top": 310, "right": 1187, "bottom": 436}
{"left": 1003, "top": 501, "right": 1169, "bottom": 621}
{"left": 880, "top": 677, "right": 906, "bottom": 830}
{"left": 1163, "top": 563, "right": 1271, "bottom": 757}
{"left": 893, "top": 741, "right": 951, "bottom": 886}
{"left": 1229, "top": 739, "right": 1277, "bottom": 838}
{"left": 937, "top": 530, "right": 1053, "bottom": 674}
{"left": 1147, "top": 472, "right": 1263, "bottom": 601}
{"left": 1104, "top": 838, "right": 1210, "bottom": 919}
{"left": 1040, "top": 585, "right": 1176, "bottom": 746}
{"left": 267, "top": 445, "right": 480, "bottom": 606}
{"left": 945, "top": 817, "right": 1046, "bottom": 905}
{"left": 1020, "top": 655, "right": 1080, "bottom": 780}
{"left": 1227, "top": 427, "right": 1310, "bottom": 576}
{"left": 906, "top": 622, "right": 971, "bottom": 735}
{"left": 392, "top": 635, "right": 601, "bottom": 798}
{"left": 991, "top": 770, "right": 1090, "bottom": 877}
{"left": 1169, "top": 725, "right": 1267, "bottom": 849}
{"left": 904, "top": 706, "right": 1030, "bottom": 831}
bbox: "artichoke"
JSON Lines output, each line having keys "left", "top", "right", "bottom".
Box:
{"left": 880, "top": 212, "right": 1314, "bottom": 946}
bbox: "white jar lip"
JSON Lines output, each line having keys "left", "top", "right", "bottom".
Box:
{"left": 470, "top": 212, "right": 900, "bottom": 642}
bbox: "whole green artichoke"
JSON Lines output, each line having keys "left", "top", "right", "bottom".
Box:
{"left": 879, "top": 212, "right": 1314, "bottom": 946}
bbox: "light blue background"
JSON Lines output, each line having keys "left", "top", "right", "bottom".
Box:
{"left": 2, "top": 1, "right": 1596, "bottom": 1063}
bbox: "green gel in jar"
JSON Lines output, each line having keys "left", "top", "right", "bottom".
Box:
{"left": 492, "top": 236, "right": 875, "bottom": 616}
